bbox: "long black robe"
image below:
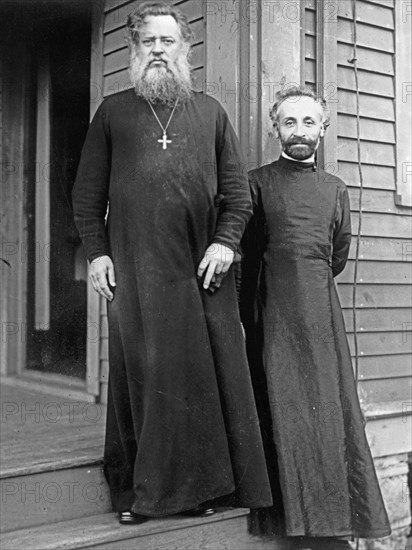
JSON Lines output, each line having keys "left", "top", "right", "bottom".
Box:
{"left": 72, "top": 90, "right": 272, "bottom": 516}
{"left": 241, "top": 156, "right": 391, "bottom": 539}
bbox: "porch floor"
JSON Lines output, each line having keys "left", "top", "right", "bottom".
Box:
{"left": 0, "top": 382, "right": 105, "bottom": 478}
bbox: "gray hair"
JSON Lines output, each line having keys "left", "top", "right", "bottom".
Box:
{"left": 270, "top": 86, "right": 330, "bottom": 129}
{"left": 126, "top": 1, "right": 194, "bottom": 47}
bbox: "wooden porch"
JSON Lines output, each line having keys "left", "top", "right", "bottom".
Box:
{"left": 0, "top": 383, "right": 290, "bottom": 549}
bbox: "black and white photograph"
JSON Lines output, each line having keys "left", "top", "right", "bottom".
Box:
{"left": 1, "top": 1, "right": 411, "bottom": 548}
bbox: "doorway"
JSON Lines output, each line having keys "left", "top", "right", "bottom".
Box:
{"left": 8, "top": 2, "right": 92, "bottom": 380}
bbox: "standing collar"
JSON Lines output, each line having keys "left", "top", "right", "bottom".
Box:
{"left": 279, "top": 153, "right": 316, "bottom": 171}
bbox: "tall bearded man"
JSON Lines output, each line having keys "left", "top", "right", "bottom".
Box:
{"left": 240, "top": 87, "right": 391, "bottom": 549}
{"left": 72, "top": 1, "right": 272, "bottom": 525}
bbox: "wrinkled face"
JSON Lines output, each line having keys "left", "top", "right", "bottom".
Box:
{"left": 274, "top": 96, "right": 325, "bottom": 160}
{"left": 129, "top": 14, "right": 192, "bottom": 104}
{"left": 136, "top": 15, "right": 184, "bottom": 72}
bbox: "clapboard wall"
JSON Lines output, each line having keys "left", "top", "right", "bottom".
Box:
{"left": 258, "top": 0, "right": 411, "bottom": 434}
{"left": 297, "top": 0, "right": 412, "bottom": 414}
{"left": 98, "top": 0, "right": 206, "bottom": 402}
{"left": 331, "top": 0, "right": 412, "bottom": 412}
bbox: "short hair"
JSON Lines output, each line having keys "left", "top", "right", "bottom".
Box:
{"left": 126, "top": 1, "right": 194, "bottom": 46}
{"left": 270, "top": 85, "right": 330, "bottom": 129}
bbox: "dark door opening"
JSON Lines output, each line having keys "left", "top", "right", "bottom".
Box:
{"left": 22, "top": 3, "right": 92, "bottom": 379}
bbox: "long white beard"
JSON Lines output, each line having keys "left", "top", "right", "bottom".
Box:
{"left": 129, "top": 47, "right": 193, "bottom": 105}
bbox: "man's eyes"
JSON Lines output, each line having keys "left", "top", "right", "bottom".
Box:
{"left": 283, "top": 120, "right": 315, "bottom": 126}
{"left": 141, "top": 38, "right": 175, "bottom": 46}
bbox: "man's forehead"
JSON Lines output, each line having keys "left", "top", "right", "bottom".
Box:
{"left": 278, "top": 96, "right": 323, "bottom": 119}
{"left": 139, "top": 15, "right": 181, "bottom": 37}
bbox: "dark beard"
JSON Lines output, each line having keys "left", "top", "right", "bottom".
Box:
{"left": 283, "top": 137, "right": 318, "bottom": 160}
{"left": 129, "top": 50, "right": 193, "bottom": 106}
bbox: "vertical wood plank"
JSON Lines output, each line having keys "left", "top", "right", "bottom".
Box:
{"left": 260, "top": 0, "right": 302, "bottom": 163}
{"left": 86, "top": 0, "right": 106, "bottom": 397}
{"left": 2, "top": 32, "right": 30, "bottom": 375}
{"left": 34, "top": 51, "right": 51, "bottom": 330}
{"left": 238, "top": 0, "right": 251, "bottom": 159}
{"left": 0, "top": 36, "right": 7, "bottom": 374}
{"left": 205, "top": 0, "right": 241, "bottom": 131}
{"left": 319, "top": 0, "right": 338, "bottom": 170}
{"left": 247, "top": 0, "right": 262, "bottom": 168}
{"left": 394, "top": 0, "right": 412, "bottom": 207}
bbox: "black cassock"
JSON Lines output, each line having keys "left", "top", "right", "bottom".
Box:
{"left": 241, "top": 156, "right": 391, "bottom": 539}
{"left": 72, "top": 90, "right": 272, "bottom": 516}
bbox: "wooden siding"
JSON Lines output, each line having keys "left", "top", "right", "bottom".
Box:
{"left": 301, "top": 0, "right": 411, "bottom": 430}
{"left": 333, "top": 0, "right": 412, "bottom": 411}
{"left": 99, "top": 0, "right": 206, "bottom": 402}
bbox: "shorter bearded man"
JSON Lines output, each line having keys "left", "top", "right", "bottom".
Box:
{"left": 72, "top": 1, "right": 272, "bottom": 525}
{"left": 240, "top": 87, "right": 391, "bottom": 549}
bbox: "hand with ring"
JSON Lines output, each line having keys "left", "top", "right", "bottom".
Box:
{"left": 197, "top": 243, "right": 234, "bottom": 290}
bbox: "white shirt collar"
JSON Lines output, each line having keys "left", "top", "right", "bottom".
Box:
{"left": 281, "top": 151, "right": 315, "bottom": 164}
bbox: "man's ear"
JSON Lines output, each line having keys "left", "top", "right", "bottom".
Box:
{"left": 320, "top": 123, "right": 326, "bottom": 138}
{"left": 273, "top": 122, "right": 280, "bottom": 139}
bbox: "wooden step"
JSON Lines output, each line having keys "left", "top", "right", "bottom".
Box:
{"left": 0, "top": 383, "right": 106, "bottom": 481}
{"left": 1, "top": 462, "right": 111, "bottom": 533}
{"left": 0, "top": 510, "right": 289, "bottom": 550}
{"left": 1, "top": 382, "right": 109, "bottom": 532}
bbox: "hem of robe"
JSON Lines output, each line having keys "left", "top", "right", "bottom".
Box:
{"left": 249, "top": 525, "right": 392, "bottom": 540}
{"left": 129, "top": 486, "right": 237, "bottom": 517}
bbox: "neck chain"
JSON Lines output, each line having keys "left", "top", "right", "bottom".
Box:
{"left": 147, "top": 100, "right": 178, "bottom": 150}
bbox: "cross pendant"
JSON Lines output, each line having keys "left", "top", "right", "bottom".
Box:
{"left": 158, "top": 132, "right": 172, "bottom": 150}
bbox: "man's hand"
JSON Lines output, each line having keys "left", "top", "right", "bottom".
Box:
{"left": 89, "top": 255, "right": 116, "bottom": 301}
{"left": 197, "top": 243, "right": 234, "bottom": 290}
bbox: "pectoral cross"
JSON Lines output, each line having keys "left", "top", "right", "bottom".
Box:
{"left": 158, "top": 132, "right": 172, "bottom": 150}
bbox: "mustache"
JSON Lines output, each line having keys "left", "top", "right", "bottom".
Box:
{"left": 148, "top": 57, "right": 167, "bottom": 65}
{"left": 287, "top": 137, "right": 314, "bottom": 146}
{"left": 143, "top": 60, "right": 171, "bottom": 77}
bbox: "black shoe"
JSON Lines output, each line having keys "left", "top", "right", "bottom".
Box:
{"left": 181, "top": 507, "right": 216, "bottom": 517}
{"left": 118, "top": 511, "right": 148, "bottom": 525}
{"left": 293, "top": 539, "right": 352, "bottom": 550}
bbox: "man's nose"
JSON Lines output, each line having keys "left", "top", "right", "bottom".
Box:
{"left": 293, "top": 122, "right": 306, "bottom": 136}
{"left": 152, "top": 39, "right": 164, "bottom": 54}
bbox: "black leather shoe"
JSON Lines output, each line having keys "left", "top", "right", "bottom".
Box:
{"left": 293, "top": 538, "right": 352, "bottom": 549}
{"left": 118, "top": 511, "right": 148, "bottom": 525}
{"left": 181, "top": 507, "right": 216, "bottom": 517}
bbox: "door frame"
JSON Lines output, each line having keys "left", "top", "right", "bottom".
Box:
{"left": 85, "top": 0, "right": 106, "bottom": 398}
{"left": 1, "top": 30, "right": 30, "bottom": 377}
{"left": 1, "top": 1, "right": 101, "bottom": 400}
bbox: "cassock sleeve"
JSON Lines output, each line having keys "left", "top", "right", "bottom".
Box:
{"left": 72, "top": 102, "right": 111, "bottom": 262}
{"left": 212, "top": 105, "right": 253, "bottom": 252}
{"left": 238, "top": 175, "right": 265, "bottom": 319}
{"left": 332, "top": 184, "right": 352, "bottom": 277}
